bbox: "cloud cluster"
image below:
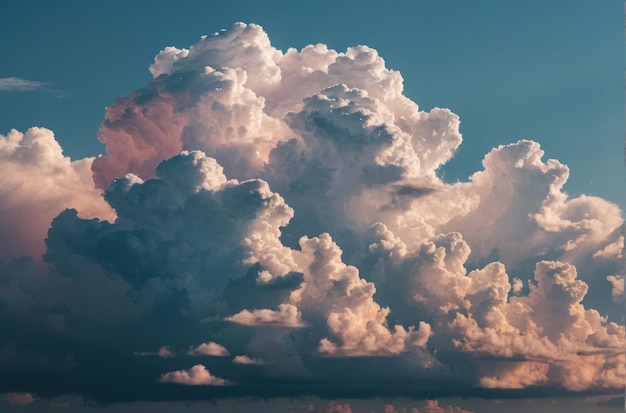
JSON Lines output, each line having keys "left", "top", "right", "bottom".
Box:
{"left": 0, "top": 128, "right": 114, "bottom": 260}
{"left": 0, "top": 22, "right": 623, "bottom": 404}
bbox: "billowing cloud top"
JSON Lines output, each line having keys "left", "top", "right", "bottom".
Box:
{"left": 0, "top": 22, "right": 623, "bottom": 404}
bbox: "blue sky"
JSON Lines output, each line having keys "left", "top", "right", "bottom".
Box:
{"left": 0, "top": 1, "right": 624, "bottom": 412}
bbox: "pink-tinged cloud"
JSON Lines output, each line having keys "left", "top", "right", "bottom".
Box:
{"left": 4, "top": 392, "right": 35, "bottom": 407}
{"left": 606, "top": 275, "right": 624, "bottom": 302}
{"left": 158, "top": 364, "right": 234, "bottom": 386}
{"left": 0, "top": 128, "right": 114, "bottom": 260}
{"left": 479, "top": 362, "right": 549, "bottom": 389}
{"left": 225, "top": 304, "right": 306, "bottom": 328}
{"left": 187, "top": 342, "right": 230, "bottom": 357}
{"left": 1, "top": 22, "right": 624, "bottom": 402}
{"left": 157, "top": 346, "right": 175, "bottom": 358}
{"left": 324, "top": 401, "right": 353, "bottom": 413}
{"left": 422, "top": 400, "right": 474, "bottom": 413}
{"left": 232, "top": 355, "right": 267, "bottom": 365}
{"left": 91, "top": 22, "right": 462, "bottom": 191}
{"left": 134, "top": 346, "right": 175, "bottom": 358}
{"left": 292, "top": 233, "right": 432, "bottom": 357}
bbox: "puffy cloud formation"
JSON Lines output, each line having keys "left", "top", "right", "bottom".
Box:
{"left": 159, "top": 364, "right": 234, "bottom": 386}
{"left": 0, "top": 128, "right": 114, "bottom": 260}
{"left": 0, "top": 22, "right": 623, "bottom": 405}
{"left": 187, "top": 342, "right": 230, "bottom": 357}
{"left": 607, "top": 275, "right": 624, "bottom": 301}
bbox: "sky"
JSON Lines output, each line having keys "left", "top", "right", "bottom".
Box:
{"left": 0, "top": 1, "right": 624, "bottom": 412}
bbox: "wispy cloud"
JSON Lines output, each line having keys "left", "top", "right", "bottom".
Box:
{"left": 0, "top": 76, "right": 47, "bottom": 92}
{"left": 0, "top": 76, "right": 69, "bottom": 98}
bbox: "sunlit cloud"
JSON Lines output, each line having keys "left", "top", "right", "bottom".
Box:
{"left": 0, "top": 22, "right": 622, "bottom": 404}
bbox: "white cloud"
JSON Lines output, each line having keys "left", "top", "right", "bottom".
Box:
{"left": 0, "top": 77, "right": 46, "bottom": 92}
{"left": 158, "top": 364, "right": 234, "bottom": 386}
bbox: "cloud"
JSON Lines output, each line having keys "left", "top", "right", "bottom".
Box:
{"left": 158, "top": 364, "right": 234, "bottom": 386}
{"left": 4, "top": 392, "right": 35, "bottom": 406}
{"left": 0, "top": 77, "right": 46, "bottom": 92}
{"left": 448, "top": 260, "right": 625, "bottom": 390}
{"left": 50, "top": 401, "right": 70, "bottom": 408}
{"left": 0, "top": 128, "right": 115, "bottom": 260}
{"left": 0, "top": 22, "right": 623, "bottom": 404}
{"left": 606, "top": 275, "right": 624, "bottom": 301}
{"left": 187, "top": 342, "right": 230, "bottom": 357}
{"left": 232, "top": 355, "right": 267, "bottom": 365}
{"left": 421, "top": 400, "right": 474, "bottom": 413}
{"left": 324, "top": 401, "right": 353, "bottom": 413}
{"left": 288, "top": 403, "right": 315, "bottom": 412}
{"left": 479, "top": 362, "right": 549, "bottom": 389}
{"left": 134, "top": 346, "right": 175, "bottom": 358}
{"left": 0, "top": 77, "right": 69, "bottom": 98}
{"left": 225, "top": 304, "right": 306, "bottom": 328}
{"left": 91, "top": 23, "right": 462, "bottom": 192}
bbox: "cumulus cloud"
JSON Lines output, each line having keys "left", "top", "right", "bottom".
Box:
{"left": 292, "top": 233, "right": 431, "bottom": 357}
{"left": 1, "top": 22, "right": 624, "bottom": 404}
{"left": 187, "top": 342, "right": 230, "bottom": 357}
{"left": 0, "top": 128, "right": 114, "bottom": 260}
{"left": 606, "top": 275, "right": 624, "bottom": 301}
{"left": 158, "top": 364, "right": 234, "bottom": 386}
{"left": 449, "top": 260, "right": 625, "bottom": 390}
{"left": 479, "top": 362, "right": 549, "bottom": 389}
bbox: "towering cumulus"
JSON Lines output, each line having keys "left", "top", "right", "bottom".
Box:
{"left": 0, "top": 23, "right": 623, "bottom": 404}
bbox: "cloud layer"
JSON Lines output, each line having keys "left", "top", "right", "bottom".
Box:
{"left": 0, "top": 22, "right": 623, "bottom": 404}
